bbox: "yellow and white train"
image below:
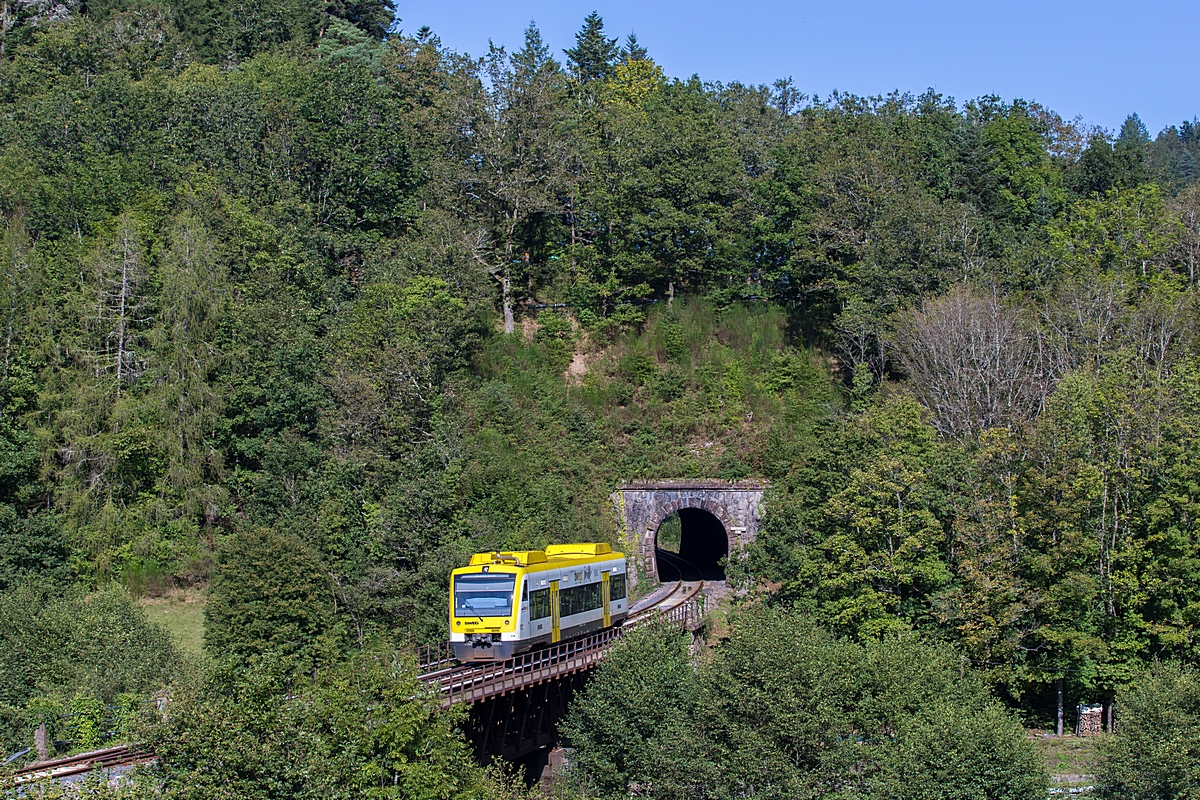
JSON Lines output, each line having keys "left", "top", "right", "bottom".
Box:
{"left": 449, "top": 543, "right": 628, "bottom": 662}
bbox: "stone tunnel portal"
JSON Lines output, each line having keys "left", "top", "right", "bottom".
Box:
{"left": 613, "top": 481, "right": 765, "bottom": 590}
{"left": 655, "top": 508, "right": 729, "bottom": 582}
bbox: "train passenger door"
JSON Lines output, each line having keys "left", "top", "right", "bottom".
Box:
{"left": 601, "top": 571, "right": 611, "bottom": 628}
{"left": 550, "top": 580, "right": 561, "bottom": 643}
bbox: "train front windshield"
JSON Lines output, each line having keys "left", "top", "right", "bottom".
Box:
{"left": 453, "top": 573, "right": 516, "bottom": 617}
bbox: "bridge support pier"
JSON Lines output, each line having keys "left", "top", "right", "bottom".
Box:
{"left": 464, "top": 672, "right": 588, "bottom": 762}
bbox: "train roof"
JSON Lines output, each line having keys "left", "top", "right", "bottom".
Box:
{"left": 457, "top": 543, "right": 624, "bottom": 572}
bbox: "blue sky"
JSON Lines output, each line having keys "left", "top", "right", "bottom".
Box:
{"left": 400, "top": 1, "right": 1198, "bottom": 136}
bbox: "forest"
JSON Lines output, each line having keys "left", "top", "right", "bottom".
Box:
{"left": 2, "top": 0, "right": 1200, "bottom": 796}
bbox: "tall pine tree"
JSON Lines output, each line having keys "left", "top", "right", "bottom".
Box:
{"left": 619, "top": 31, "right": 648, "bottom": 63}
{"left": 1115, "top": 112, "right": 1151, "bottom": 186}
{"left": 512, "top": 19, "right": 559, "bottom": 78}
{"left": 565, "top": 11, "right": 618, "bottom": 84}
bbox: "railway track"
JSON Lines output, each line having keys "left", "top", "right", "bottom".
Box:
{"left": 421, "top": 595, "right": 703, "bottom": 704}
{"left": 626, "top": 549, "right": 704, "bottom": 626}
{"left": 8, "top": 745, "right": 155, "bottom": 786}
{"left": 626, "top": 578, "right": 703, "bottom": 627}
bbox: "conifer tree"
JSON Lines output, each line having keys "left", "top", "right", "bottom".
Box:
{"left": 619, "top": 31, "right": 648, "bottom": 63}
{"left": 511, "top": 18, "right": 558, "bottom": 78}
{"left": 1115, "top": 112, "right": 1151, "bottom": 185}
{"left": 564, "top": 11, "right": 618, "bottom": 83}
{"left": 1117, "top": 113, "right": 1150, "bottom": 148}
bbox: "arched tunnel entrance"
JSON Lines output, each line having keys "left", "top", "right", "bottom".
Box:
{"left": 655, "top": 507, "right": 729, "bottom": 582}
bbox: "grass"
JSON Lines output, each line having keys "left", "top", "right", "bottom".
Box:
{"left": 140, "top": 587, "right": 206, "bottom": 657}
{"left": 1032, "top": 732, "right": 1101, "bottom": 785}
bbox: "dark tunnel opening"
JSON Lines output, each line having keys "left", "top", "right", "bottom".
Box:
{"left": 655, "top": 507, "right": 729, "bottom": 582}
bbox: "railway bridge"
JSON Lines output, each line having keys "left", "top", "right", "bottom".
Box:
{"left": 416, "top": 582, "right": 704, "bottom": 762}
{"left": 409, "top": 480, "right": 768, "bottom": 762}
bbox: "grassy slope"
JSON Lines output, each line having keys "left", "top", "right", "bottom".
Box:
{"left": 1032, "top": 734, "right": 1099, "bottom": 786}
{"left": 140, "top": 588, "right": 206, "bottom": 657}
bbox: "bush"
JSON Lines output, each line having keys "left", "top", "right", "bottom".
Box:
{"left": 204, "top": 527, "right": 335, "bottom": 668}
{"left": 0, "top": 583, "right": 180, "bottom": 754}
{"left": 145, "top": 647, "right": 489, "bottom": 800}
{"left": 0, "top": 507, "right": 70, "bottom": 591}
{"left": 1097, "top": 663, "right": 1200, "bottom": 800}
{"left": 565, "top": 606, "right": 1047, "bottom": 800}
{"left": 873, "top": 702, "right": 1048, "bottom": 800}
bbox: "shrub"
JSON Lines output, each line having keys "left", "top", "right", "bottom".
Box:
{"left": 1097, "top": 663, "right": 1200, "bottom": 800}
{"left": 204, "top": 527, "right": 334, "bottom": 668}
{"left": 0, "top": 583, "right": 180, "bottom": 754}
{"left": 565, "top": 607, "right": 1048, "bottom": 800}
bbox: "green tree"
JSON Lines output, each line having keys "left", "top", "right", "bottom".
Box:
{"left": 462, "top": 22, "right": 572, "bottom": 333}
{"left": 1096, "top": 663, "right": 1200, "bottom": 800}
{"left": 1115, "top": 113, "right": 1151, "bottom": 187}
{"left": 580, "top": 77, "right": 742, "bottom": 306}
{"left": 0, "top": 508, "right": 70, "bottom": 590}
{"left": 1068, "top": 133, "right": 1119, "bottom": 197}
{"left": 1148, "top": 126, "right": 1199, "bottom": 193}
{"left": 562, "top": 621, "right": 706, "bottom": 798}
{"left": 618, "top": 31, "right": 647, "bottom": 63}
{"left": 778, "top": 397, "right": 955, "bottom": 638}
{"left": 204, "top": 527, "right": 334, "bottom": 666}
{"left": 974, "top": 99, "right": 1066, "bottom": 225}
{"left": 564, "top": 11, "right": 618, "bottom": 85}
{"left": 697, "top": 608, "right": 862, "bottom": 798}
{"left": 870, "top": 700, "right": 1047, "bottom": 800}
{"left": 1049, "top": 184, "right": 1178, "bottom": 280}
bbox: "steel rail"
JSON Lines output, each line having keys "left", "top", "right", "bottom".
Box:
{"left": 626, "top": 579, "right": 703, "bottom": 628}
{"left": 627, "top": 578, "right": 681, "bottom": 618}
{"left": 8, "top": 745, "right": 155, "bottom": 786}
{"left": 626, "top": 547, "right": 704, "bottom": 626}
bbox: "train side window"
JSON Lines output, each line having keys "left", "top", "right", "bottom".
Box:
{"left": 529, "top": 589, "right": 551, "bottom": 620}
{"left": 522, "top": 580, "right": 528, "bottom": 601}
{"left": 610, "top": 574, "right": 627, "bottom": 601}
{"left": 558, "top": 582, "right": 605, "bottom": 616}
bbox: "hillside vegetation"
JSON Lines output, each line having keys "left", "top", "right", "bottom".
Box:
{"left": 2, "top": 1, "right": 1200, "bottom": 796}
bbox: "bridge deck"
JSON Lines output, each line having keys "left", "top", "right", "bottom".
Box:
{"left": 418, "top": 597, "right": 701, "bottom": 706}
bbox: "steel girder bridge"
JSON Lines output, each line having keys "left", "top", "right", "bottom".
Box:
{"left": 417, "top": 581, "right": 704, "bottom": 761}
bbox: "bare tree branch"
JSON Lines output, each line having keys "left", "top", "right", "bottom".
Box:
{"left": 892, "top": 285, "right": 1057, "bottom": 440}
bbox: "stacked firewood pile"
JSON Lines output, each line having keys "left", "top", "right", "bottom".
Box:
{"left": 1076, "top": 704, "right": 1103, "bottom": 736}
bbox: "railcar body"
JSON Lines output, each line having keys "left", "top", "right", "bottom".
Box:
{"left": 449, "top": 543, "right": 628, "bottom": 662}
